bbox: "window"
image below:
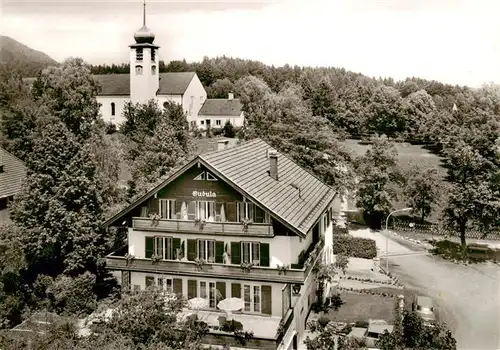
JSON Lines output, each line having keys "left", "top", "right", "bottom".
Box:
{"left": 159, "top": 199, "right": 176, "bottom": 219}
{"left": 151, "top": 65, "right": 157, "bottom": 75}
{"left": 151, "top": 48, "right": 156, "bottom": 62}
{"left": 156, "top": 276, "right": 173, "bottom": 292}
{"left": 140, "top": 206, "right": 149, "bottom": 217}
{"left": 197, "top": 239, "right": 215, "bottom": 262}
{"left": 216, "top": 120, "right": 221, "bottom": 126}
{"left": 201, "top": 120, "right": 205, "bottom": 125}
{"left": 194, "top": 171, "right": 217, "bottom": 181}
{"left": 244, "top": 285, "right": 261, "bottom": 313}
{"left": 155, "top": 236, "right": 174, "bottom": 260}
{"left": 200, "top": 281, "right": 217, "bottom": 308}
{"left": 136, "top": 48, "right": 143, "bottom": 61}
{"left": 241, "top": 242, "right": 260, "bottom": 266}
{"left": 111, "top": 102, "right": 115, "bottom": 116}
{"left": 135, "top": 65, "right": 143, "bottom": 75}
{"left": 196, "top": 201, "right": 215, "bottom": 221}
{"left": 237, "top": 202, "right": 254, "bottom": 222}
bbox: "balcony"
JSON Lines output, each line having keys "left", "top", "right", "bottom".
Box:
{"left": 106, "top": 239, "right": 324, "bottom": 285}
{"left": 132, "top": 217, "right": 274, "bottom": 237}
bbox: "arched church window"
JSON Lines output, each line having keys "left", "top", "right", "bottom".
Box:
{"left": 151, "top": 65, "right": 157, "bottom": 75}
{"left": 135, "top": 65, "right": 143, "bottom": 75}
{"left": 111, "top": 102, "right": 116, "bottom": 116}
{"left": 151, "top": 49, "right": 156, "bottom": 62}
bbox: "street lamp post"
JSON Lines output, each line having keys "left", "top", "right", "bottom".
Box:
{"left": 385, "top": 207, "right": 412, "bottom": 272}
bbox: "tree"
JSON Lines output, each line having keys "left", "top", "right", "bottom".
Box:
{"left": 31, "top": 58, "right": 101, "bottom": 141}
{"left": 442, "top": 141, "right": 499, "bottom": 248}
{"left": 404, "top": 166, "right": 442, "bottom": 223}
{"left": 222, "top": 120, "right": 235, "bottom": 138}
{"left": 9, "top": 120, "right": 110, "bottom": 278}
{"left": 304, "top": 320, "right": 337, "bottom": 350}
{"left": 355, "top": 136, "right": 402, "bottom": 229}
{"left": 206, "top": 78, "right": 235, "bottom": 98}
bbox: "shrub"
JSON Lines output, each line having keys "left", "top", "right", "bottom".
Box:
{"left": 222, "top": 120, "right": 236, "bottom": 138}
{"left": 333, "top": 236, "right": 377, "bottom": 259}
{"left": 317, "top": 314, "right": 331, "bottom": 327}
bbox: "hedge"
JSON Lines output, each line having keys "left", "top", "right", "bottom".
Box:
{"left": 332, "top": 235, "right": 377, "bottom": 259}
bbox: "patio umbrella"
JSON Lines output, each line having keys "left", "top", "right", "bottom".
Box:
{"left": 220, "top": 204, "right": 226, "bottom": 222}
{"left": 188, "top": 297, "right": 208, "bottom": 310}
{"left": 181, "top": 202, "right": 187, "bottom": 220}
{"left": 217, "top": 297, "right": 244, "bottom": 315}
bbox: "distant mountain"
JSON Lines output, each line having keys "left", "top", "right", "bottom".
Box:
{"left": 0, "top": 36, "right": 58, "bottom": 77}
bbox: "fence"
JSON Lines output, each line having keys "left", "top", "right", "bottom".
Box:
{"left": 392, "top": 220, "right": 500, "bottom": 241}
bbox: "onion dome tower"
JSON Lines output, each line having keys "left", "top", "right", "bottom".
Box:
{"left": 129, "top": 0, "right": 160, "bottom": 103}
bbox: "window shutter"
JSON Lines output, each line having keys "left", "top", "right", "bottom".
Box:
{"left": 173, "top": 279, "right": 183, "bottom": 295}
{"left": 262, "top": 285, "right": 272, "bottom": 315}
{"left": 188, "top": 280, "right": 197, "bottom": 299}
{"left": 216, "top": 281, "right": 226, "bottom": 302}
{"left": 230, "top": 242, "right": 241, "bottom": 265}
{"left": 226, "top": 202, "right": 237, "bottom": 222}
{"left": 187, "top": 201, "right": 196, "bottom": 220}
{"left": 173, "top": 238, "right": 181, "bottom": 259}
{"left": 231, "top": 283, "right": 241, "bottom": 298}
{"left": 187, "top": 239, "right": 197, "bottom": 261}
{"left": 145, "top": 237, "right": 154, "bottom": 258}
{"left": 260, "top": 243, "right": 270, "bottom": 267}
{"left": 215, "top": 241, "right": 225, "bottom": 263}
{"left": 145, "top": 276, "right": 155, "bottom": 288}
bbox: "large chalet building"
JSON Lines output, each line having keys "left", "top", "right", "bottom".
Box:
{"left": 104, "top": 139, "right": 341, "bottom": 350}
{"left": 0, "top": 147, "right": 26, "bottom": 223}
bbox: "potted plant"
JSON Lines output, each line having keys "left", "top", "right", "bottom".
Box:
{"left": 240, "top": 262, "right": 254, "bottom": 273}
{"left": 241, "top": 218, "right": 252, "bottom": 232}
{"left": 125, "top": 253, "right": 135, "bottom": 266}
{"left": 195, "top": 258, "right": 206, "bottom": 270}
{"left": 151, "top": 254, "right": 162, "bottom": 264}
{"left": 277, "top": 264, "right": 289, "bottom": 275}
{"left": 150, "top": 213, "right": 161, "bottom": 227}
{"left": 194, "top": 217, "right": 206, "bottom": 230}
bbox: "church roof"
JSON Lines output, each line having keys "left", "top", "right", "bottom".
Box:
{"left": 199, "top": 98, "right": 243, "bottom": 117}
{"left": 93, "top": 72, "right": 196, "bottom": 96}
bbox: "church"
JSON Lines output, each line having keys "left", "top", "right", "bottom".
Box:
{"left": 83, "top": 2, "right": 243, "bottom": 129}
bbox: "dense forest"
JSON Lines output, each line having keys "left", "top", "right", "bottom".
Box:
{"left": 0, "top": 55, "right": 498, "bottom": 348}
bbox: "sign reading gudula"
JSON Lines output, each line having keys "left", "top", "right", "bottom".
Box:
{"left": 192, "top": 190, "right": 217, "bottom": 198}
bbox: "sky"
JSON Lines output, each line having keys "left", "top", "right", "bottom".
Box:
{"left": 1, "top": 0, "right": 499, "bottom": 87}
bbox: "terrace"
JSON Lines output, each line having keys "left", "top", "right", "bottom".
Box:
{"left": 106, "top": 238, "right": 324, "bottom": 284}
{"left": 133, "top": 217, "right": 274, "bottom": 237}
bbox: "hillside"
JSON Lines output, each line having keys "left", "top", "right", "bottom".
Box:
{"left": 0, "top": 36, "right": 58, "bottom": 77}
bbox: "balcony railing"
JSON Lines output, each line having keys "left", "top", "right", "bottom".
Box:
{"left": 106, "top": 239, "right": 324, "bottom": 284}
{"left": 132, "top": 217, "right": 274, "bottom": 237}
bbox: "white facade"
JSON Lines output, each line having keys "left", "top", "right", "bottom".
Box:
{"left": 181, "top": 74, "right": 207, "bottom": 124}
{"left": 129, "top": 46, "right": 159, "bottom": 104}
{"left": 197, "top": 112, "right": 244, "bottom": 130}
{"left": 98, "top": 96, "right": 129, "bottom": 125}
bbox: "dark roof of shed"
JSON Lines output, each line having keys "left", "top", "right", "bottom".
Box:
{"left": 23, "top": 72, "right": 197, "bottom": 96}
{"left": 103, "top": 139, "right": 336, "bottom": 237}
{"left": 0, "top": 147, "right": 27, "bottom": 198}
{"left": 199, "top": 99, "right": 243, "bottom": 117}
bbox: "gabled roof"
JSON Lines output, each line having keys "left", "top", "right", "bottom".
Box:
{"left": 23, "top": 72, "right": 197, "bottom": 97}
{"left": 103, "top": 139, "right": 336, "bottom": 237}
{"left": 199, "top": 99, "right": 243, "bottom": 117}
{"left": 93, "top": 72, "right": 196, "bottom": 96}
{"left": 0, "top": 147, "right": 27, "bottom": 199}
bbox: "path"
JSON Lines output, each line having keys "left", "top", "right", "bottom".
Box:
{"left": 350, "top": 228, "right": 500, "bottom": 350}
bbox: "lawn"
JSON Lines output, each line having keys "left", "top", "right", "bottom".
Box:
{"left": 327, "top": 291, "right": 395, "bottom": 323}
{"left": 340, "top": 139, "right": 447, "bottom": 177}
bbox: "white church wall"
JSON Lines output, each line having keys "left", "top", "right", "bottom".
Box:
{"left": 182, "top": 74, "right": 207, "bottom": 124}
{"left": 98, "top": 96, "right": 130, "bottom": 126}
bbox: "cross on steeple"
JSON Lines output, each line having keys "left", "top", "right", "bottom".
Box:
{"left": 143, "top": 0, "right": 146, "bottom": 26}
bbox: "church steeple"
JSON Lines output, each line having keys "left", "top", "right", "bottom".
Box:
{"left": 129, "top": 0, "right": 160, "bottom": 104}
{"left": 134, "top": 0, "right": 155, "bottom": 44}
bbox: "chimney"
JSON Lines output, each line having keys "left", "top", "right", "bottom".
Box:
{"left": 228, "top": 92, "right": 234, "bottom": 100}
{"left": 268, "top": 150, "right": 278, "bottom": 180}
{"left": 217, "top": 139, "right": 229, "bottom": 151}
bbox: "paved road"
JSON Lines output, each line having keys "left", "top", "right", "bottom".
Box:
{"left": 350, "top": 229, "right": 500, "bottom": 350}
